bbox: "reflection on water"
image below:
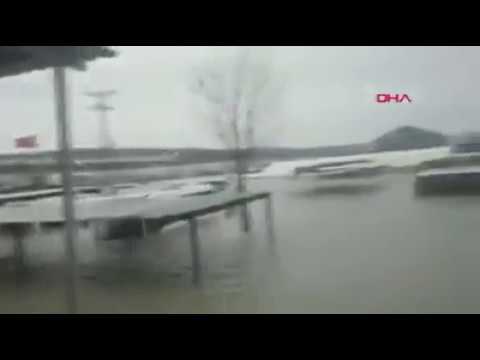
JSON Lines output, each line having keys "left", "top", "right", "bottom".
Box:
{"left": 3, "top": 174, "right": 480, "bottom": 313}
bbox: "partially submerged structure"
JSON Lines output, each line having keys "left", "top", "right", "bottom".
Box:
{"left": 0, "top": 47, "right": 276, "bottom": 314}
{"left": 415, "top": 133, "right": 480, "bottom": 195}
{"left": 0, "top": 46, "right": 116, "bottom": 313}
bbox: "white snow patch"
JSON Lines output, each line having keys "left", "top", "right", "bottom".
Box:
{"left": 247, "top": 147, "right": 450, "bottom": 179}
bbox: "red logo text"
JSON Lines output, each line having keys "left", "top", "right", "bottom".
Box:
{"left": 376, "top": 94, "right": 412, "bottom": 103}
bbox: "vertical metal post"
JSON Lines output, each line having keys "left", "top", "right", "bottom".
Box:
{"left": 93, "top": 220, "right": 102, "bottom": 261}
{"left": 265, "top": 195, "right": 276, "bottom": 255}
{"left": 54, "top": 67, "right": 78, "bottom": 314}
{"left": 241, "top": 203, "right": 250, "bottom": 233}
{"left": 188, "top": 217, "right": 202, "bottom": 286}
{"left": 141, "top": 218, "right": 147, "bottom": 239}
{"left": 127, "top": 237, "right": 136, "bottom": 256}
{"left": 12, "top": 229, "right": 25, "bottom": 284}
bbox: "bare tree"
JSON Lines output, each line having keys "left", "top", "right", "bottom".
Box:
{"left": 190, "top": 47, "right": 280, "bottom": 193}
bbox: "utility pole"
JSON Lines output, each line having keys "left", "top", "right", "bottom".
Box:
{"left": 85, "top": 90, "right": 116, "bottom": 149}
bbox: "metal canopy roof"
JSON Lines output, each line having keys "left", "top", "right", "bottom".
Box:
{"left": 0, "top": 46, "right": 115, "bottom": 78}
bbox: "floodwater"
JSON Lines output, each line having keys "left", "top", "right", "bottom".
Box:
{"left": 2, "top": 173, "right": 480, "bottom": 313}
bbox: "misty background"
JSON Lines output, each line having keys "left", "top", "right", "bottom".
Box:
{"left": 0, "top": 46, "right": 479, "bottom": 153}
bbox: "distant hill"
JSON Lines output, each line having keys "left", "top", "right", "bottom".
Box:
{"left": 0, "top": 126, "right": 456, "bottom": 167}
{"left": 372, "top": 126, "right": 448, "bottom": 152}
{"left": 0, "top": 144, "right": 373, "bottom": 166}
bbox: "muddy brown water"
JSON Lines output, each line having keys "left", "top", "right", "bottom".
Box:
{"left": 2, "top": 174, "right": 480, "bottom": 313}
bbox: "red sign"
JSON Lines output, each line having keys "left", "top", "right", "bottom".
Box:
{"left": 15, "top": 135, "right": 38, "bottom": 149}
{"left": 376, "top": 94, "right": 412, "bottom": 103}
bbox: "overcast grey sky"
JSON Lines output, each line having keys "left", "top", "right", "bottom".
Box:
{"left": 1, "top": 46, "right": 479, "bottom": 153}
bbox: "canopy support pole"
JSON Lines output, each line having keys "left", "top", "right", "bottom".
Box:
{"left": 54, "top": 67, "right": 78, "bottom": 314}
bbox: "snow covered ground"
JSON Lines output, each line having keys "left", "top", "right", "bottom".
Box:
{"left": 247, "top": 147, "right": 450, "bottom": 178}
